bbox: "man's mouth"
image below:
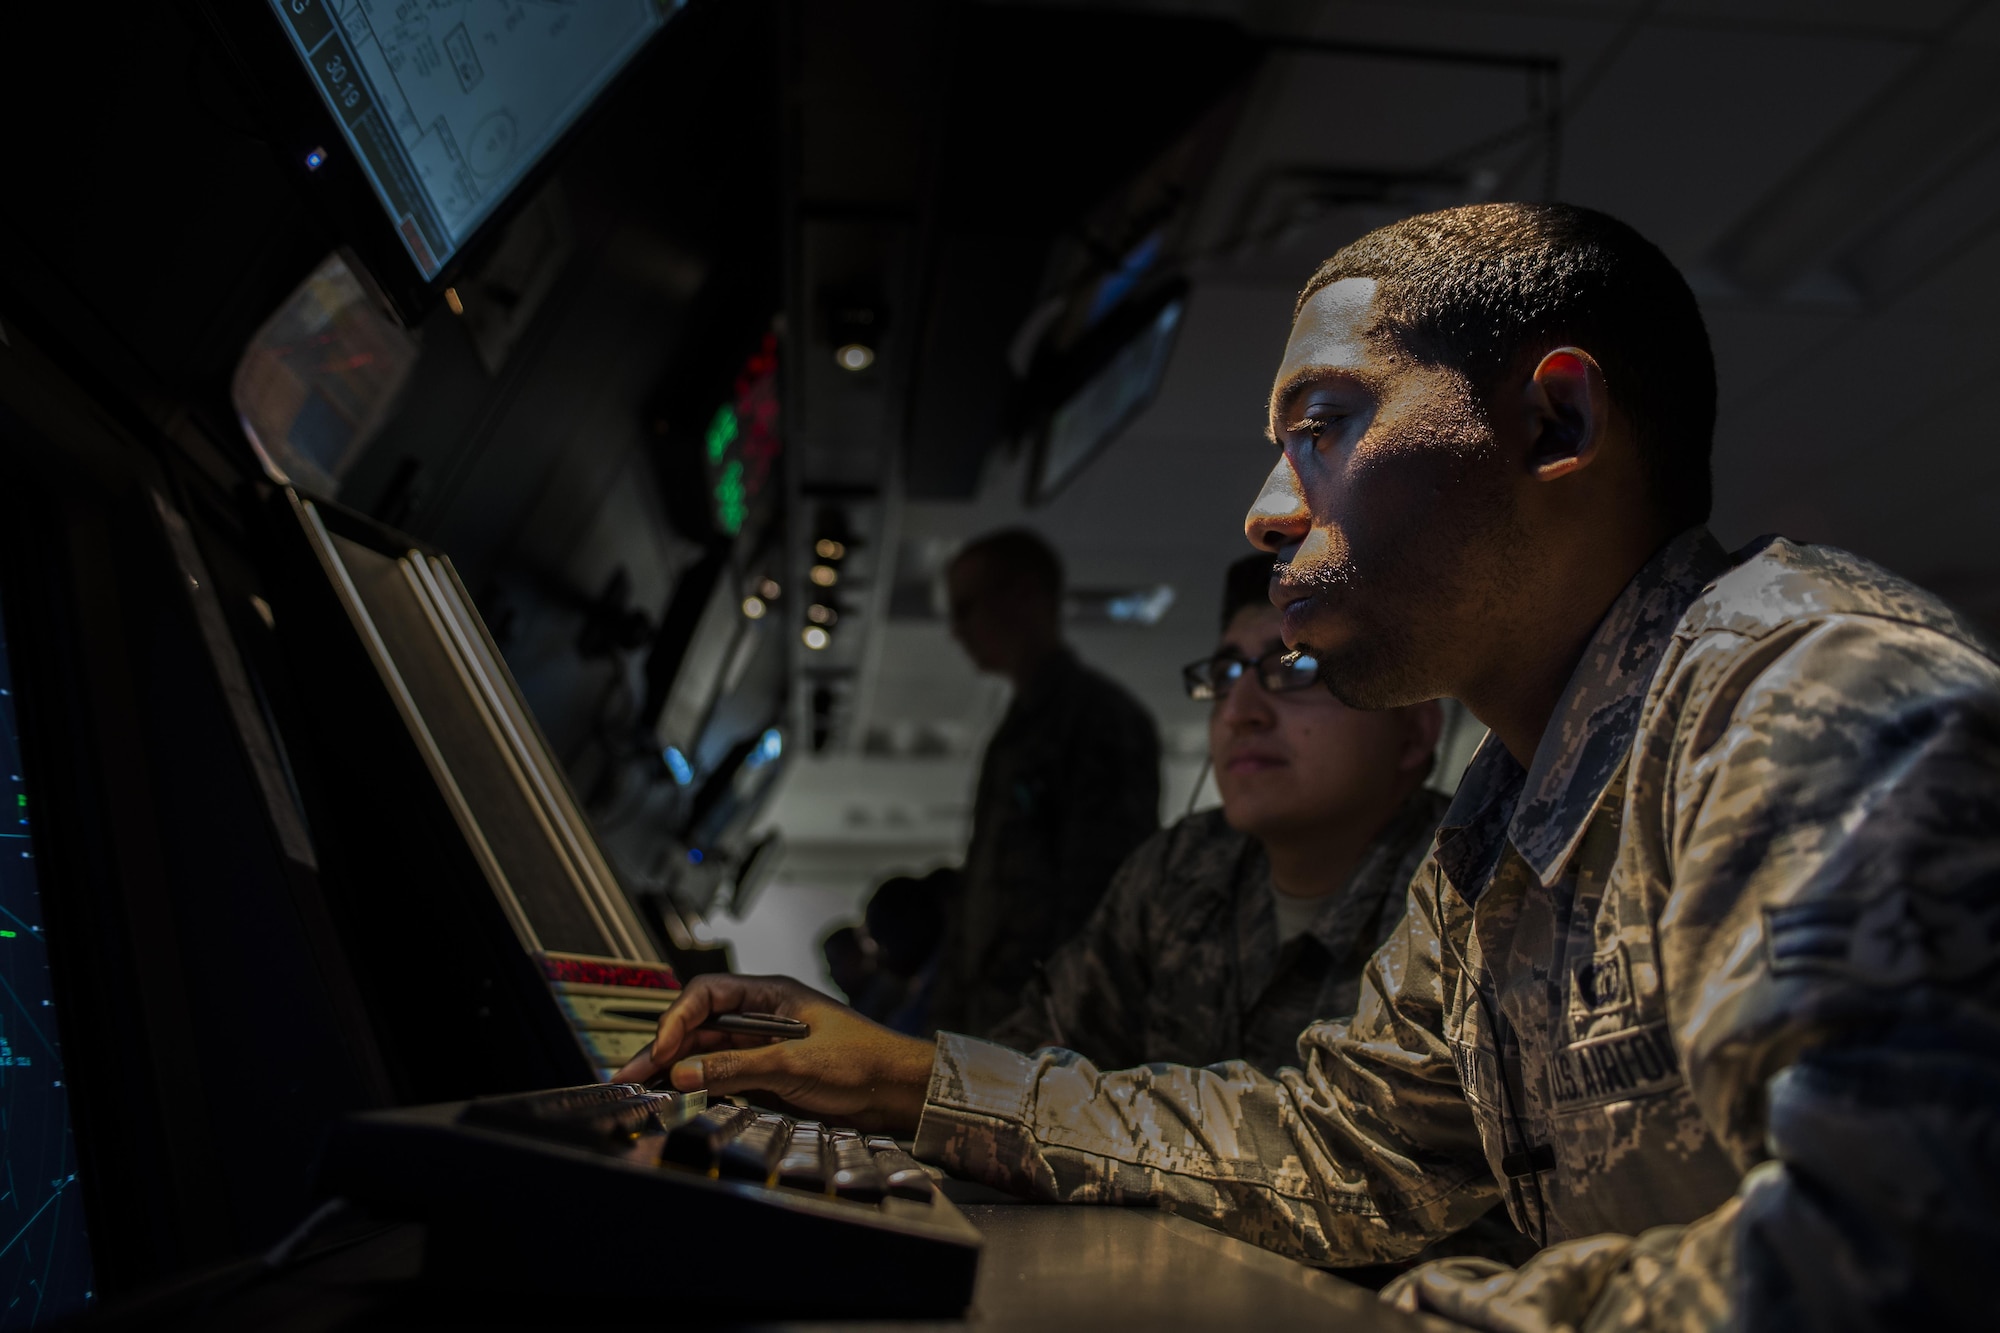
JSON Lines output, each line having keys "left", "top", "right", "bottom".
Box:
{"left": 1224, "top": 752, "right": 1286, "bottom": 774}
{"left": 1278, "top": 594, "right": 1319, "bottom": 646}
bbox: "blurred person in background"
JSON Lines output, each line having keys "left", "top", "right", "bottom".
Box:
{"left": 820, "top": 924, "right": 874, "bottom": 1010}
{"left": 822, "top": 869, "right": 954, "bottom": 1034}
{"left": 989, "top": 552, "right": 1446, "bottom": 1075}
{"left": 926, "top": 528, "right": 1160, "bottom": 1037}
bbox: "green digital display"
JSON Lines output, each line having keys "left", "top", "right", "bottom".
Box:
{"left": 705, "top": 405, "right": 748, "bottom": 536}
{"left": 703, "top": 333, "right": 780, "bottom": 541}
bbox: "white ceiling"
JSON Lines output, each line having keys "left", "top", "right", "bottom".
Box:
{"left": 758, "top": 0, "right": 2000, "bottom": 880}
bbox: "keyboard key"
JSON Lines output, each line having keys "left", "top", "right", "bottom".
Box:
{"left": 828, "top": 1133, "right": 887, "bottom": 1203}
{"left": 718, "top": 1114, "right": 789, "bottom": 1184}
{"left": 776, "top": 1124, "right": 828, "bottom": 1194}
{"left": 866, "top": 1137, "right": 936, "bottom": 1201}
{"left": 662, "top": 1103, "right": 758, "bottom": 1170}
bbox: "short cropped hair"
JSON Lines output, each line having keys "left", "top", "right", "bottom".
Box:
{"left": 1297, "top": 203, "right": 1715, "bottom": 526}
{"left": 1221, "top": 553, "right": 1275, "bottom": 631}
{"left": 955, "top": 527, "right": 1064, "bottom": 602}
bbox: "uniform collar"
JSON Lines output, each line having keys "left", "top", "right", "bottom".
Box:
{"left": 1237, "top": 787, "right": 1448, "bottom": 988}
{"left": 1436, "top": 526, "right": 1732, "bottom": 897}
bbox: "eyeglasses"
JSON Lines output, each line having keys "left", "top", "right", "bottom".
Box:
{"left": 1181, "top": 647, "right": 1323, "bottom": 701}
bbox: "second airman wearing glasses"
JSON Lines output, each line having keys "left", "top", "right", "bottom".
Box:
{"left": 986, "top": 552, "right": 1447, "bottom": 1077}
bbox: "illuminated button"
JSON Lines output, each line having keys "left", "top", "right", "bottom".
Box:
{"left": 662, "top": 747, "right": 694, "bottom": 786}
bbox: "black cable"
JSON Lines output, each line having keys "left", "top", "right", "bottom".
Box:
{"left": 1182, "top": 755, "right": 1213, "bottom": 819}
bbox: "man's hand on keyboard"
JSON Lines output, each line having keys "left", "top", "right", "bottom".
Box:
{"left": 612, "top": 974, "right": 933, "bottom": 1136}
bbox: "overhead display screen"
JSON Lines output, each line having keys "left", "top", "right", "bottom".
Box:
{"left": 1033, "top": 296, "right": 1183, "bottom": 503}
{"left": 269, "top": 0, "right": 668, "bottom": 280}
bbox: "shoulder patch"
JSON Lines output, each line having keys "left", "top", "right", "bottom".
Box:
{"left": 1765, "top": 887, "right": 2000, "bottom": 987}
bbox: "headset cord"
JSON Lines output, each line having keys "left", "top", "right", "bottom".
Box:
{"left": 1183, "top": 756, "right": 1213, "bottom": 819}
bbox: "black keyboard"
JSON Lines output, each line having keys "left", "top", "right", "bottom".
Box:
{"left": 317, "top": 1085, "right": 982, "bottom": 1319}
{"left": 661, "top": 1100, "right": 935, "bottom": 1201}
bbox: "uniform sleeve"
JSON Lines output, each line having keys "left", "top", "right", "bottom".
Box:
{"left": 913, "top": 866, "right": 1501, "bottom": 1267}
{"left": 984, "top": 834, "right": 1162, "bottom": 1068}
{"left": 1391, "top": 618, "right": 2000, "bottom": 1330}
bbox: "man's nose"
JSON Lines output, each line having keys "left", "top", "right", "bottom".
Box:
{"left": 1245, "top": 455, "right": 1309, "bottom": 553}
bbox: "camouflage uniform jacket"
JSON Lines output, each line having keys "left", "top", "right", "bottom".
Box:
{"left": 913, "top": 528, "right": 2000, "bottom": 1331}
{"left": 986, "top": 790, "right": 1446, "bottom": 1075}
{"left": 929, "top": 646, "right": 1161, "bottom": 1037}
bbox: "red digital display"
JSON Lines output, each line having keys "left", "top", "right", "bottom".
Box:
{"left": 537, "top": 953, "right": 681, "bottom": 991}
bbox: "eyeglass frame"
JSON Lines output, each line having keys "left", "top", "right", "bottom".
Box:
{"left": 1181, "top": 646, "right": 1325, "bottom": 702}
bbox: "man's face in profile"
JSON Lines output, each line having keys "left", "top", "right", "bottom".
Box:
{"left": 1248, "top": 278, "right": 1523, "bottom": 709}
{"left": 945, "top": 553, "right": 1015, "bottom": 675}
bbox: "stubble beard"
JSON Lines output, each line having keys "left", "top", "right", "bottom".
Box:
{"left": 1298, "top": 398, "right": 1523, "bottom": 710}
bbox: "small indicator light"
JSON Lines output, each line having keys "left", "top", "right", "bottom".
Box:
{"left": 835, "top": 343, "right": 875, "bottom": 372}
{"left": 758, "top": 578, "right": 781, "bottom": 600}
{"left": 443, "top": 287, "right": 465, "bottom": 316}
{"left": 741, "top": 595, "right": 767, "bottom": 620}
{"left": 802, "top": 625, "right": 831, "bottom": 650}
{"left": 806, "top": 603, "right": 837, "bottom": 625}
{"left": 809, "top": 564, "right": 838, "bottom": 588}
{"left": 0, "top": 930, "right": 16, "bottom": 939}
{"left": 687, "top": 847, "right": 705, "bottom": 865}
{"left": 662, "top": 746, "right": 694, "bottom": 786}
{"left": 814, "top": 539, "right": 846, "bottom": 560}
{"left": 305, "top": 147, "right": 327, "bottom": 171}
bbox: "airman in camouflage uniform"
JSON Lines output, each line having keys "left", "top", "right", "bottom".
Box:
{"left": 915, "top": 527, "right": 2000, "bottom": 1329}
{"left": 619, "top": 204, "right": 2000, "bottom": 1331}
{"left": 985, "top": 792, "right": 1443, "bottom": 1076}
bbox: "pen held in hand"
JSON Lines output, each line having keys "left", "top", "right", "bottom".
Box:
{"left": 699, "top": 1012, "right": 811, "bottom": 1040}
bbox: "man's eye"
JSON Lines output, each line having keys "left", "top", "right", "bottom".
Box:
{"left": 1288, "top": 413, "right": 1339, "bottom": 440}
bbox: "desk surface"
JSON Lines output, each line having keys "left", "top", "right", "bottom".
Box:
{"left": 925, "top": 1203, "right": 1434, "bottom": 1333}
{"left": 91, "top": 1201, "right": 1440, "bottom": 1331}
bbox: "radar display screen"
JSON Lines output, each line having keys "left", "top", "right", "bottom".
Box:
{"left": 267, "top": 1, "right": 668, "bottom": 280}
{"left": 0, "top": 587, "right": 94, "bottom": 1327}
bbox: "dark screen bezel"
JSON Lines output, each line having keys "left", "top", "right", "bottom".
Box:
{"left": 193, "top": 0, "right": 681, "bottom": 327}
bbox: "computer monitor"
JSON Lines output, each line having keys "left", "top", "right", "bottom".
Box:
{"left": 0, "top": 585, "right": 96, "bottom": 1328}
{"left": 1034, "top": 295, "right": 1183, "bottom": 501}
{"left": 241, "top": 0, "right": 677, "bottom": 320}
{"left": 1026, "top": 279, "right": 1187, "bottom": 505}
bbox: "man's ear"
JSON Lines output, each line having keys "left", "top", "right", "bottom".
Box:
{"left": 1401, "top": 699, "right": 1445, "bottom": 775}
{"left": 1521, "top": 347, "right": 1609, "bottom": 482}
